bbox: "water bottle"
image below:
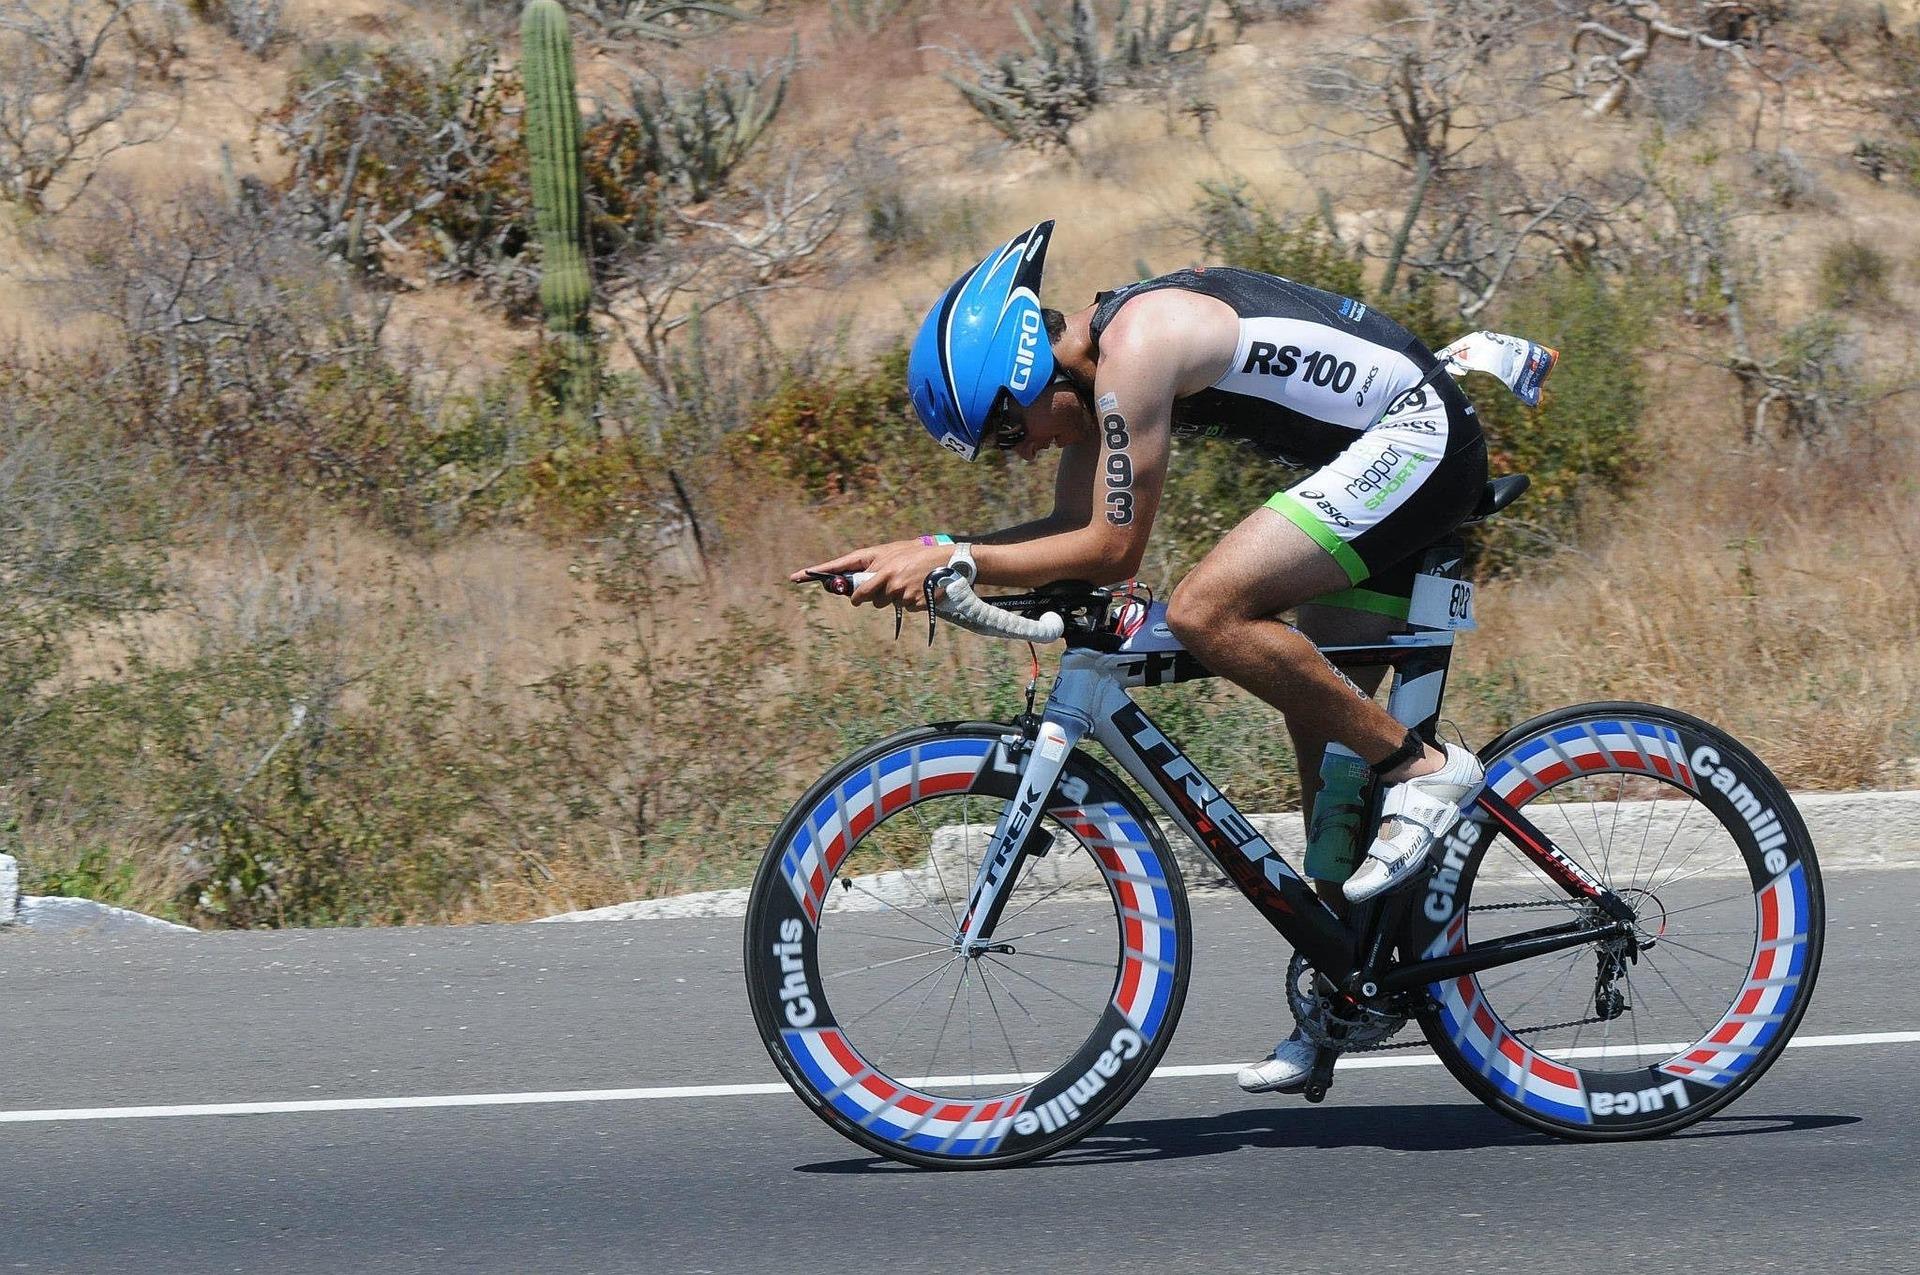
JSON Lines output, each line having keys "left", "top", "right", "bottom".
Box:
{"left": 1304, "top": 743, "right": 1371, "bottom": 883}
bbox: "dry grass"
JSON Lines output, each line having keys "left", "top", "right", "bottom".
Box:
{"left": 1461, "top": 376, "right": 1920, "bottom": 790}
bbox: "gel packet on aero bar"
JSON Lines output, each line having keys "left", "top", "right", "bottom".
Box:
{"left": 1436, "top": 330, "right": 1560, "bottom": 408}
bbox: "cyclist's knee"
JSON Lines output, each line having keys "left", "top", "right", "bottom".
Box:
{"left": 1166, "top": 576, "right": 1230, "bottom": 649}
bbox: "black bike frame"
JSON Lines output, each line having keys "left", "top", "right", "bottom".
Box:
{"left": 952, "top": 596, "right": 1635, "bottom": 992}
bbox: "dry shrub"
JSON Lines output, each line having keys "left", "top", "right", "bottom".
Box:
{"left": 1461, "top": 416, "right": 1920, "bottom": 789}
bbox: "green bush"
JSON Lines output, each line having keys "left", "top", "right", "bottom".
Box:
{"left": 1192, "top": 179, "right": 1366, "bottom": 298}
{"left": 1191, "top": 180, "right": 1651, "bottom": 570}
{"left": 1469, "top": 268, "right": 1656, "bottom": 566}
{"left": 728, "top": 345, "right": 1052, "bottom": 533}
{"left": 0, "top": 360, "right": 173, "bottom": 768}
{"left": 1817, "top": 238, "right": 1892, "bottom": 310}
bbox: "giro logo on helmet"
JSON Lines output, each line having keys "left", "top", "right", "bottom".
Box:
{"left": 1009, "top": 309, "right": 1045, "bottom": 394}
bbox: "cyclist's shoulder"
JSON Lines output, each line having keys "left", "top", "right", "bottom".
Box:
{"left": 1096, "top": 268, "right": 1257, "bottom": 339}
{"left": 1094, "top": 282, "right": 1239, "bottom": 392}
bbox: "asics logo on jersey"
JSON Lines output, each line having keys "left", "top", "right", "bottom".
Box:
{"left": 1296, "top": 489, "right": 1355, "bottom": 529}
{"left": 1241, "top": 343, "right": 1359, "bottom": 395}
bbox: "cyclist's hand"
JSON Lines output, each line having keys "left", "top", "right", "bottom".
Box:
{"left": 792, "top": 541, "right": 953, "bottom": 610}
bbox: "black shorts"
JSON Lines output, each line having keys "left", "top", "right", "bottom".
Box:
{"left": 1263, "top": 375, "right": 1487, "bottom": 620}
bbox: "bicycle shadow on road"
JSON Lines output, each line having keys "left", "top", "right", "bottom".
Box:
{"left": 795, "top": 1106, "right": 1860, "bottom": 1173}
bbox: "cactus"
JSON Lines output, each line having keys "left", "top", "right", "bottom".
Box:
{"left": 521, "top": 0, "right": 595, "bottom": 431}
{"left": 624, "top": 50, "right": 792, "bottom": 202}
{"left": 943, "top": 0, "right": 1209, "bottom": 153}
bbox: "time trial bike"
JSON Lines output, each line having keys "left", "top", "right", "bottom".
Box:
{"left": 742, "top": 475, "right": 1824, "bottom": 1168}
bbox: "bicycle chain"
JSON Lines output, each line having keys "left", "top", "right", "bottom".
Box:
{"left": 1354, "top": 901, "right": 1614, "bottom": 1046}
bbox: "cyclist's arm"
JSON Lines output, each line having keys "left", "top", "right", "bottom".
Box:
{"left": 969, "top": 367, "right": 1178, "bottom": 588}
{"left": 968, "top": 296, "right": 1224, "bottom": 587}
{"left": 950, "top": 445, "right": 1096, "bottom": 546}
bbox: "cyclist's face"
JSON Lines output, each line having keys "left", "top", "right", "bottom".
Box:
{"left": 991, "top": 375, "right": 1091, "bottom": 462}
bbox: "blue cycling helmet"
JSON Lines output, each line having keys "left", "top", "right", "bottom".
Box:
{"left": 908, "top": 221, "right": 1056, "bottom": 461}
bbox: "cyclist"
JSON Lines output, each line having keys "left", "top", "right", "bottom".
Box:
{"left": 792, "top": 220, "right": 1503, "bottom": 1095}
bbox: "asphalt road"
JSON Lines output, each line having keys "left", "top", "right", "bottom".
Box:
{"left": 2, "top": 865, "right": 1915, "bottom": 1275}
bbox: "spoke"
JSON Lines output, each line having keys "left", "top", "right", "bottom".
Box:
{"left": 837, "top": 880, "right": 958, "bottom": 943}
{"left": 844, "top": 956, "right": 960, "bottom": 1036}
{"left": 879, "top": 795, "right": 952, "bottom": 922}
{"left": 1632, "top": 795, "right": 1697, "bottom": 895}
{"left": 1490, "top": 947, "right": 1586, "bottom": 1027}
{"left": 1620, "top": 959, "right": 1645, "bottom": 1060}
{"left": 1623, "top": 775, "right": 1664, "bottom": 886}
{"left": 829, "top": 928, "right": 955, "bottom": 949}
{"left": 1487, "top": 822, "right": 1587, "bottom": 905}
{"left": 1647, "top": 846, "right": 1747, "bottom": 894}
{"left": 981, "top": 953, "right": 1106, "bottom": 1018}
{"left": 1477, "top": 949, "right": 1582, "bottom": 998}
{"left": 925, "top": 954, "right": 972, "bottom": 1080}
{"left": 1649, "top": 890, "right": 1758, "bottom": 923}
{"left": 1637, "top": 948, "right": 1713, "bottom": 1043}
{"left": 965, "top": 955, "right": 979, "bottom": 1087}
{"left": 992, "top": 921, "right": 1088, "bottom": 946}
{"left": 976, "top": 957, "right": 1042, "bottom": 1025}
{"left": 964, "top": 792, "right": 978, "bottom": 888}
{"left": 975, "top": 960, "right": 1026, "bottom": 1079}
{"left": 854, "top": 953, "right": 963, "bottom": 1047}
{"left": 1601, "top": 771, "right": 1626, "bottom": 886}
{"left": 1559, "top": 775, "right": 1605, "bottom": 887}
{"left": 920, "top": 803, "right": 963, "bottom": 930}
{"left": 825, "top": 947, "right": 955, "bottom": 981}
{"left": 990, "top": 871, "right": 1087, "bottom": 932}
{"left": 1541, "top": 794, "right": 1607, "bottom": 888}
{"left": 1641, "top": 820, "right": 1734, "bottom": 890}
{"left": 997, "top": 949, "right": 1122, "bottom": 971}
{"left": 1649, "top": 935, "right": 1751, "bottom": 970}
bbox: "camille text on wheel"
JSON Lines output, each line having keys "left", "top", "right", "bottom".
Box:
{"left": 745, "top": 486, "right": 1824, "bottom": 1168}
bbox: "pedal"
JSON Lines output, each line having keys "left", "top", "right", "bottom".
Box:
{"left": 1301, "top": 1045, "right": 1339, "bottom": 1104}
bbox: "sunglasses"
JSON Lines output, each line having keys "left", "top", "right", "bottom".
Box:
{"left": 985, "top": 388, "right": 1026, "bottom": 451}
{"left": 984, "top": 371, "right": 1072, "bottom": 452}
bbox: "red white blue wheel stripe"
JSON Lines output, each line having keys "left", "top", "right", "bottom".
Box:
{"left": 1424, "top": 913, "right": 1593, "bottom": 1124}
{"left": 1659, "top": 861, "right": 1811, "bottom": 1086}
{"left": 779, "top": 738, "right": 990, "bottom": 925}
{"left": 780, "top": 1027, "right": 1028, "bottom": 1156}
{"left": 1487, "top": 719, "right": 1695, "bottom": 806}
{"left": 1057, "top": 803, "right": 1178, "bottom": 1042}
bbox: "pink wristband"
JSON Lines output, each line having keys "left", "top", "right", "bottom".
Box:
{"left": 919, "top": 534, "right": 955, "bottom": 547}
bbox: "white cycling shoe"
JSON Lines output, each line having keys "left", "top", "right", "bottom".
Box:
{"left": 1235, "top": 1030, "right": 1319, "bottom": 1094}
{"left": 1343, "top": 742, "right": 1485, "bottom": 903}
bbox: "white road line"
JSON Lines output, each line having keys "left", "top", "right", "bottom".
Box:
{"left": 2, "top": 1031, "right": 1915, "bottom": 1126}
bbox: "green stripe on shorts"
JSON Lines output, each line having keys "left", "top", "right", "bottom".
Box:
{"left": 1311, "top": 587, "right": 1411, "bottom": 620}
{"left": 1265, "top": 491, "right": 1368, "bottom": 585}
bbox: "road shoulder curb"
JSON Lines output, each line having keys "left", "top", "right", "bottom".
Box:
{"left": 0, "top": 854, "right": 196, "bottom": 935}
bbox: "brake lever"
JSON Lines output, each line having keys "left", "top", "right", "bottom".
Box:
{"left": 923, "top": 570, "right": 938, "bottom": 645}
{"left": 800, "top": 570, "right": 857, "bottom": 597}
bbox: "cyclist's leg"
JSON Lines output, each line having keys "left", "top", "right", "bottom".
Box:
{"left": 1165, "top": 509, "right": 1418, "bottom": 771}
{"left": 1291, "top": 599, "right": 1399, "bottom": 913}
{"left": 1248, "top": 379, "right": 1489, "bottom": 893}
{"left": 1172, "top": 401, "right": 1487, "bottom": 786}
